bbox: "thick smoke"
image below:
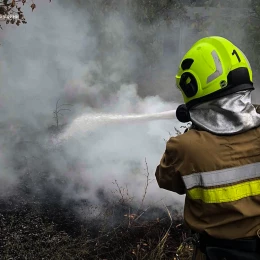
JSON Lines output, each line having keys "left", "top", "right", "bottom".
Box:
{"left": 0, "top": 0, "right": 255, "bottom": 215}
{"left": 0, "top": 0, "right": 185, "bottom": 210}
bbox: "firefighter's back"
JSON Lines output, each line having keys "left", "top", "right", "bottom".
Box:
{"left": 174, "top": 128, "right": 260, "bottom": 259}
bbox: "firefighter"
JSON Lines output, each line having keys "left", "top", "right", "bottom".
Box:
{"left": 155, "top": 36, "right": 260, "bottom": 260}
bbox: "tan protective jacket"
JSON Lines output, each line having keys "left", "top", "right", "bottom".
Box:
{"left": 155, "top": 107, "right": 260, "bottom": 241}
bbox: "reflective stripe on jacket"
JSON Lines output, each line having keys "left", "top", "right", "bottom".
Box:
{"left": 155, "top": 106, "right": 260, "bottom": 239}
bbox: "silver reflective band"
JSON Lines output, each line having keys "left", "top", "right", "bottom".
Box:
{"left": 182, "top": 162, "right": 260, "bottom": 189}
{"left": 207, "top": 50, "right": 223, "bottom": 83}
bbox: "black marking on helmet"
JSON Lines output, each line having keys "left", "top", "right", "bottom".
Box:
{"left": 181, "top": 59, "right": 194, "bottom": 70}
{"left": 220, "top": 80, "right": 227, "bottom": 88}
{"left": 227, "top": 67, "right": 250, "bottom": 86}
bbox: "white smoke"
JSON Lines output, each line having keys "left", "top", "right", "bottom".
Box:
{"left": 0, "top": 0, "right": 186, "bottom": 209}
{"left": 0, "top": 0, "right": 254, "bottom": 212}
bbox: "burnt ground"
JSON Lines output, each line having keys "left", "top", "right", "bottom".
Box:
{"left": 0, "top": 193, "right": 194, "bottom": 260}
{"left": 0, "top": 125, "right": 194, "bottom": 260}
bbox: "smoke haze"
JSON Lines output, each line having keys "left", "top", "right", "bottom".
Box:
{"left": 0, "top": 0, "right": 255, "bottom": 215}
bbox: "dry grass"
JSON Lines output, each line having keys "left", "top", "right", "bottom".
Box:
{"left": 0, "top": 169, "right": 194, "bottom": 260}
{"left": 0, "top": 143, "right": 197, "bottom": 259}
{"left": 0, "top": 197, "right": 194, "bottom": 260}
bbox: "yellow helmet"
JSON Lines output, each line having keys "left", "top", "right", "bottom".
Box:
{"left": 175, "top": 36, "right": 254, "bottom": 108}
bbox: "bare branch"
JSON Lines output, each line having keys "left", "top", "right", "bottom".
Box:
{"left": 53, "top": 98, "right": 72, "bottom": 128}
{"left": 57, "top": 103, "right": 73, "bottom": 109}
{"left": 56, "top": 108, "right": 71, "bottom": 113}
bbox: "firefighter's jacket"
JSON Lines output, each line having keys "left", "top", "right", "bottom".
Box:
{"left": 155, "top": 106, "right": 260, "bottom": 240}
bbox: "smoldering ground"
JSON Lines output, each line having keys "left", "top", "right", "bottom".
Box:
{"left": 0, "top": 0, "right": 186, "bottom": 222}
{"left": 1, "top": 1, "right": 259, "bottom": 259}
{"left": 0, "top": 0, "right": 257, "bottom": 225}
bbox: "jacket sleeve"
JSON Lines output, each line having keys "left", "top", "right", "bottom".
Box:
{"left": 155, "top": 137, "right": 186, "bottom": 195}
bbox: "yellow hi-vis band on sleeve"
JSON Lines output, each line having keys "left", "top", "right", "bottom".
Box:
{"left": 182, "top": 162, "right": 260, "bottom": 203}
{"left": 187, "top": 179, "right": 260, "bottom": 203}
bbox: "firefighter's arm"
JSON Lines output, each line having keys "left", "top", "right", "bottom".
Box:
{"left": 155, "top": 137, "right": 186, "bottom": 195}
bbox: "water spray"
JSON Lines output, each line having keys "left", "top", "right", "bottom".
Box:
{"left": 52, "top": 109, "right": 177, "bottom": 146}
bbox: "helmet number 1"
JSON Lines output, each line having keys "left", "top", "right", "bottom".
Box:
{"left": 232, "top": 49, "right": 241, "bottom": 62}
